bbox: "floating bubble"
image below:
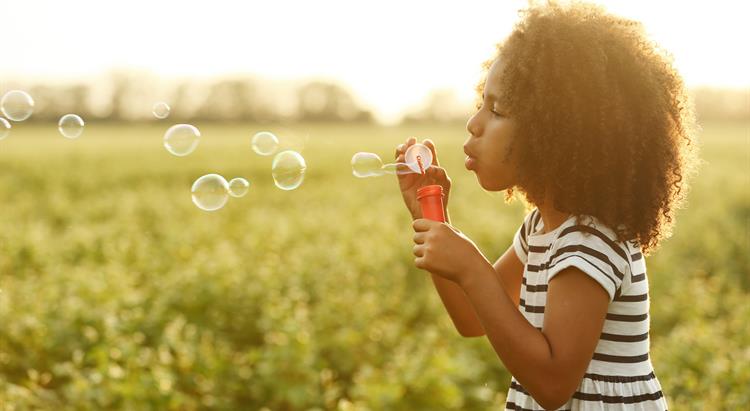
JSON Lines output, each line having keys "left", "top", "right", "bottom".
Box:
{"left": 351, "top": 152, "right": 386, "bottom": 178}
{"left": 164, "top": 124, "right": 200, "bottom": 156}
{"left": 252, "top": 131, "right": 279, "bottom": 156}
{"left": 1, "top": 90, "right": 35, "bottom": 122}
{"left": 272, "top": 150, "right": 306, "bottom": 190}
{"left": 228, "top": 177, "right": 250, "bottom": 198}
{"left": 191, "top": 174, "right": 230, "bottom": 211}
{"left": 0, "top": 118, "right": 10, "bottom": 140}
{"left": 152, "top": 102, "right": 170, "bottom": 119}
{"left": 58, "top": 114, "right": 85, "bottom": 139}
{"left": 404, "top": 143, "right": 433, "bottom": 174}
{"left": 380, "top": 162, "right": 413, "bottom": 175}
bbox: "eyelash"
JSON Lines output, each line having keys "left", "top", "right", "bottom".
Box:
{"left": 476, "top": 100, "right": 504, "bottom": 117}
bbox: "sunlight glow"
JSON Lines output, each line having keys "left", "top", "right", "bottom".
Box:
{"left": 2, "top": 0, "right": 747, "bottom": 123}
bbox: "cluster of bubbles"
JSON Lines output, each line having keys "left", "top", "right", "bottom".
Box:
{"left": 191, "top": 174, "right": 251, "bottom": 211}
{"left": 185, "top": 130, "right": 306, "bottom": 211}
{"left": 143, "top": 99, "right": 306, "bottom": 211}
{"left": 1, "top": 90, "right": 86, "bottom": 140}
{"left": 3, "top": 89, "right": 432, "bottom": 213}
{"left": 351, "top": 143, "right": 433, "bottom": 178}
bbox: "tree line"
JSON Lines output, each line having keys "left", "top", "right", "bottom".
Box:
{"left": 2, "top": 71, "right": 747, "bottom": 124}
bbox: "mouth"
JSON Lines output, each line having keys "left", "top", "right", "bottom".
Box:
{"left": 465, "top": 155, "right": 477, "bottom": 170}
{"left": 463, "top": 145, "right": 478, "bottom": 170}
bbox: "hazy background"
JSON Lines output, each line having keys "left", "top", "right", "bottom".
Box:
{"left": 1, "top": 0, "right": 749, "bottom": 124}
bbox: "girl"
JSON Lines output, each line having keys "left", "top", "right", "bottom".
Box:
{"left": 395, "top": 2, "right": 697, "bottom": 410}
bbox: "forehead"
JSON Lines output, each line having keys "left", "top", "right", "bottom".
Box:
{"left": 484, "top": 59, "right": 506, "bottom": 96}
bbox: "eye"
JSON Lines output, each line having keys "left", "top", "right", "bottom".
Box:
{"left": 491, "top": 104, "right": 506, "bottom": 117}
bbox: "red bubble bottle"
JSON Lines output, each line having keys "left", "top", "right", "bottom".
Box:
{"left": 417, "top": 184, "right": 446, "bottom": 222}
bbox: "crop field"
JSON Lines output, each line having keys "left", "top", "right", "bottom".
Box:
{"left": 0, "top": 120, "right": 747, "bottom": 410}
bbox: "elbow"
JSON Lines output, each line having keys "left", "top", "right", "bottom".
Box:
{"left": 537, "top": 397, "right": 568, "bottom": 411}
{"left": 459, "top": 329, "right": 485, "bottom": 338}
{"left": 535, "top": 386, "right": 575, "bottom": 410}
{"left": 456, "top": 323, "right": 485, "bottom": 338}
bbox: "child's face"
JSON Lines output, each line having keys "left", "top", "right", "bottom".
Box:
{"left": 463, "top": 59, "right": 518, "bottom": 191}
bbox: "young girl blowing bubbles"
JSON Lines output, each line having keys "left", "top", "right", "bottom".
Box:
{"left": 394, "top": 2, "right": 697, "bottom": 410}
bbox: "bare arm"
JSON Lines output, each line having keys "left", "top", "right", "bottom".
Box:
{"left": 394, "top": 138, "right": 526, "bottom": 337}
{"left": 459, "top": 262, "right": 610, "bottom": 409}
{"left": 427, "top": 243, "right": 524, "bottom": 338}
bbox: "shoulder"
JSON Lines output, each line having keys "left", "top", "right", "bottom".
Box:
{"left": 553, "top": 215, "right": 631, "bottom": 266}
{"left": 547, "top": 215, "right": 633, "bottom": 301}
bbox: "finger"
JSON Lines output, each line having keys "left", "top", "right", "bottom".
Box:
{"left": 406, "top": 136, "right": 416, "bottom": 146}
{"left": 395, "top": 143, "right": 406, "bottom": 159}
{"left": 412, "top": 244, "right": 423, "bottom": 257}
{"left": 412, "top": 218, "right": 436, "bottom": 232}
{"left": 414, "top": 256, "right": 426, "bottom": 270}
{"left": 413, "top": 232, "right": 425, "bottom": 244}
{"left": 426, "top": 165, "right": 445, "bottom": 177}
{"left": 426, "top": 166, "right": 448, "bottom": 183}
{"left": 422, "top": 139, "right": 440, "bottom": 166}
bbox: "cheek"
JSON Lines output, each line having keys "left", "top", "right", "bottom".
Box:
{"left": 477, "top": 146, "right": 517, "bottom": 191}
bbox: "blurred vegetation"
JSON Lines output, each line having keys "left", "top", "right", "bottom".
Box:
{"left": 3, "top": 72, "right": 748, "bottom": 124}
{"left": 0, "top": 120, "right": 748, "bottom": 409}
{"left": 5, "top": 73, "right": 374, "bottom": 124}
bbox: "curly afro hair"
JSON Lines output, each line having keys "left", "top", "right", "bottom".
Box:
{"left": 477, "top": 0, "right": 700, "bottom": 254}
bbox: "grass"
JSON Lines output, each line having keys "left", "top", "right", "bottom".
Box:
{"left": 0, "top": 119, "right": 748, "bottom": 410}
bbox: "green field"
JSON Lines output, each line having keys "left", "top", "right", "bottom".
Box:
{"left": 0, "top": 121, "right": 748, "bottom": 410}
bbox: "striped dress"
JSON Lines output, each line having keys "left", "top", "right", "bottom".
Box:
{"left": 506, "top": 208, "right": 669, "bottom": 410}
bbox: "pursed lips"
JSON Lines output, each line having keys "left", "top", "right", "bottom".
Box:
{"left": 464, "top": 146, "right": 478, "bottom": 169}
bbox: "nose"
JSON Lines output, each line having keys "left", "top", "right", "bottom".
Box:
{"left": 466, "top": 110, "right": 481, "bottom": 137}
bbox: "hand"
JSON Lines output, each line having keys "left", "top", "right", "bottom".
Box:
{"left": 394, "top": 137, "right": 451, "bottom": 220}
{"left": 412, "top": 218, "right": 487, "bottom": 286}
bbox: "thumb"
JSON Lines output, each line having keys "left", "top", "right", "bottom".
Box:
{"left": 422, "top": 139, "right": 440, "bottom": 166}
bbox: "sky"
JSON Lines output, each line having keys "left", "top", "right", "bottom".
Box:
{"left": 2, "top": 0, "right": 749, "bottom": 123}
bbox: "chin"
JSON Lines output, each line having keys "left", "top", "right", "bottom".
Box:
{"left": 477, "top": 175, "right": 510, "bottom": 192}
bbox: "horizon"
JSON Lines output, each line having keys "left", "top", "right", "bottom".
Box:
{"left": 2, "top": 0, "right": 748, "bottom": 123}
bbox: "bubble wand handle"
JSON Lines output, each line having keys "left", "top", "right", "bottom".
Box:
{"left": 417, "top": 185, "right": 446, "bottom": 222}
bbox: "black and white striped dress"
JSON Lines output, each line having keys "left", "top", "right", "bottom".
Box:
{"left": 506, "top": 209, "right": 668, "bottom": 410}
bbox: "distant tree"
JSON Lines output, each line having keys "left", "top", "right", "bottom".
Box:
{"left": 27, "top": 84, "right": 91, "bottom": 122}
{"left": 296, "top": 81, "right": 372, "bottom": 122}
{"left": 401, "top": 89, "right": 470, "bottom": 124}
{"left": 196, "top": 78, "right": 263, "bottom": 121}
{"left": 691, "top": 87, "right": 750, "bottom": 122}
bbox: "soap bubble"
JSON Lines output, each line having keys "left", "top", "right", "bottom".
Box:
{"left": 152, "top": 102, "right": 170, "bottom": 119}
{"left": 351, "top": 152, "right": 384, "bottom": 178}
{"left": 252, "top": 131, "right": 279, "bottom": 156}
{"left": 380, "top": 162, "right": 413, "bottom": 175}
{"left": 228, "top": 177, "right": 250, "bottom": 198}
{"left": 0, "top": 118, "right": 10, "bottom": 140}
{"left": 404, "top": 143, "right": 433, "bottom": 174}
{"left": 272, "top": 150, "right": 306, "bottom": 190}
{"left": 191, "top": 174, "right": 230, "bottom": 211}
{"left": 164, "top": 124, "right": 200, "bottom": 156}
{"left": 1, "top": 90, "right": 35, "bottom": 122}
{"left": 58, "top": 114, "right": 85, "bottom": 139}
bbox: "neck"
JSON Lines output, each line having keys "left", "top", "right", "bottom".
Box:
{"left": 535, "top": 197, "right": 571, "bottom": 234}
